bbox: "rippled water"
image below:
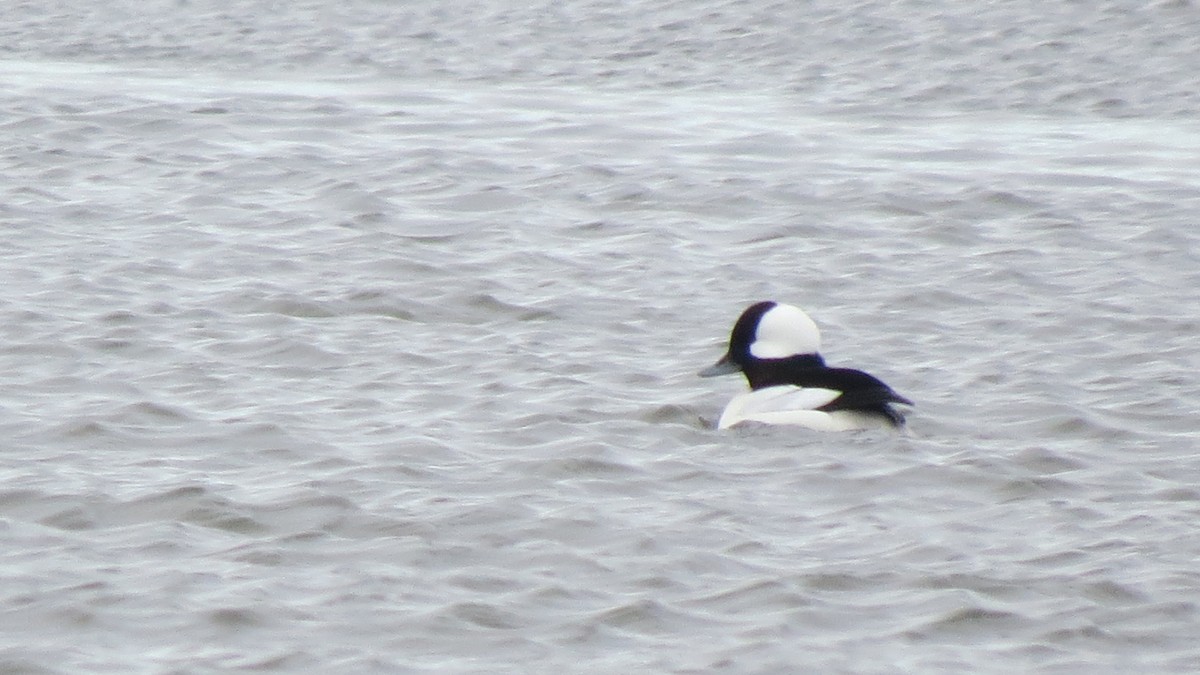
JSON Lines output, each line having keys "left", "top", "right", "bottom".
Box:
{"left": 3, "top": 1, "right": 1200, "bottom": 672}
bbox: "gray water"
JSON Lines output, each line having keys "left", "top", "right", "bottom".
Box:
{"left": 3, "top": 1, "right": 1200, "bottom": 672}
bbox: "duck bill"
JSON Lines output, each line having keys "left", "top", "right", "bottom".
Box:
{"left": 698, "top": 354, "right": 741, "bottom": 377}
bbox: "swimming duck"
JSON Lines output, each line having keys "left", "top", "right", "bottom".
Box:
{"left": 700, "top": 301, "right": 912, "bottom": 430}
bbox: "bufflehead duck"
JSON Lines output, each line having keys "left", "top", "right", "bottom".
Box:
{"left": 699, "top": 301, "right": 912, "bottom": 431}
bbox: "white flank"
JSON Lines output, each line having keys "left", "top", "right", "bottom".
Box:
{"left": 716, "top": 385, "right": 888, "bottom": 432}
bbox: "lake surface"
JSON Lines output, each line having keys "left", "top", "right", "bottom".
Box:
{"left": 2, "top": 1, "right": 1199, "bottom": 672}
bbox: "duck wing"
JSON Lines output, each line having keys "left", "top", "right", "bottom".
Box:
{"left": 789, "top": 367, "right": 911, "bottom": 427}
{"left": 739, "top": 385, "right": 844, "bottom": 412}
{"left": 784, "top": 368, "right": 911, "bottom": 408}
{"left": 716, "top": 385, "right": 843, "bottom": 429}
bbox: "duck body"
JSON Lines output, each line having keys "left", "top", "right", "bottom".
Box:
{"left": 700, "top": 301, "right": 912, "bottom": 431}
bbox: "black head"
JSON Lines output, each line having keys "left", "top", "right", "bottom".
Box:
{"left": 699, "top": 301, "right": 825, "bottom": 387}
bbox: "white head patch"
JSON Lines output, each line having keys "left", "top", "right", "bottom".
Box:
{"left": 749, "top": 303, "right": 822, "bottom": 359}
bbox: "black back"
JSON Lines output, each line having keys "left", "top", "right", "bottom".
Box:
{"left": 744, "top": 359, "right": 913, "bottom": 428}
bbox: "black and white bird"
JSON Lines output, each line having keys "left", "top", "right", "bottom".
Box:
{"left": 699, "top": 301, "right": 912, "bottom": 431}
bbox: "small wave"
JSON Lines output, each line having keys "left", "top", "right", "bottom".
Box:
{"left": 637, "top": 403, "right": 707, "bottom": 427}
{"left": 911, "top": 605, "right": 1028, "bottom": 639}
{"left": 592, "top": 598, "right": 705, "bottom": 635}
